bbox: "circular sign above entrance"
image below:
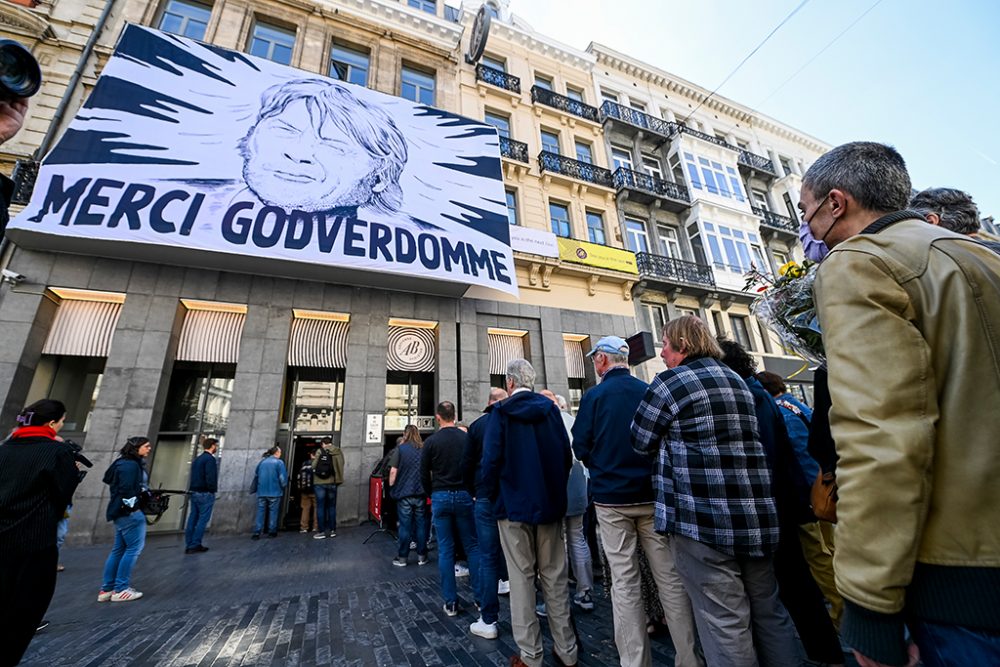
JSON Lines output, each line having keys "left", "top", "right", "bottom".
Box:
{"left": 387, "top": 326, "right": 436, "bottom": 372}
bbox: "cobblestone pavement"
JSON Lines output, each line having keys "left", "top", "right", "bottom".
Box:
{"left": 23, "top": 526, "right": 683, "bottom": 666}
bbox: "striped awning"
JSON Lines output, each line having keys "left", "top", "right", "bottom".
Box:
{"left": 288, "top": 316, "right": 350, "bottom": 368}
{"left": 387, "top": 326, "right": 436, "bottom": 372}
{"left": 42, "top": 298, "right": 123, "bottom": 357}
{"left": 488, "top": 330, "right": 526, "bottom": 375}
{"left": 564, "top": 337, "right": 587, "bottom": 379}
{"left": 176, "top": 309, "right": 246, "bottom": 364}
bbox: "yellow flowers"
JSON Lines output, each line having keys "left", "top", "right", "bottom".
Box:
{"left": 779, "top": 261, "right": 806, "bottom": 279}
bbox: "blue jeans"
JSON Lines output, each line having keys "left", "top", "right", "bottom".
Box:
{"left": 184, "top": 492, "right": 215, "bottom": 548}
{"left": 314, "top": 484, "right": 338, "bottom": 532}
{"left": 254, "top": 496, "right": 281, "bottom": 535}
{"left": 56, "top": 504, "right": 71, "bottom": 551}
{"left": 911, "top": 619, "right": 1000, "bottom": 667}
{"left": 397, "top": 496, "right": 428, "bottom": 558}
{"left": 431, "top": 490, "right": 481, "bottom": 606}
{"left": 475, "top": 497, "right": 508, "bottom": 624}
{"left": 101, "top": 511, "right": 146, "bottom": 592}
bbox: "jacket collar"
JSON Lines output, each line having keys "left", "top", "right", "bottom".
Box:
{"left": 601, "top": 366, "right": 630, "bottom": 380}
{"left": 860, "top": 210, "right": 923, "bottom": 235}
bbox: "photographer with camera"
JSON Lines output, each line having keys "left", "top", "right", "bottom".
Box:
{"left": 0, "top": 399, "right": 82, "bottom": 666}
{"left": 0, "top": 38, "right": 38, "bottom": 238}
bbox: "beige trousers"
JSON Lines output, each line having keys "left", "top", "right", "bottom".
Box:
{"left": 299, "top": 493, "right": 315, "bottom": 531}
{"left": 798, "top": 520, "right": 842, "bottom": 629}
{"left": 498, "top": 519, "right": 578, "bottom": 667}
{"left": 595, "top": 503, "right": 703, "bottom": 667}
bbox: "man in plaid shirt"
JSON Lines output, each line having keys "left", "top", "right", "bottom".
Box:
{"left": 631, "top": 315, "right": 797, "bottom": 667}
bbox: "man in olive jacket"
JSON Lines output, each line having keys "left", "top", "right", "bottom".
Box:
{"left": 800, "top": 142, "right": 1000, "bottom": 667}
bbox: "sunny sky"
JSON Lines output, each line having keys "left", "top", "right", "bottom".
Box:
{"left": 505, "top": 0, "right": 1000, "bottom": 220}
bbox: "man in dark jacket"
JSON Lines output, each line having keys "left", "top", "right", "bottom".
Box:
{"left": 481, "top": 359, "right": 577, "bottom": 667}
{"left": 185, "top": 437, "right": 219, "bottom": 554}
{"left": 572, "top": 336, "right": 701, "bottom": 667}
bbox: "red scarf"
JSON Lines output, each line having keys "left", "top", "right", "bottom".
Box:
{"left": 10, "top": 425, "right": 58, "bottom": 440}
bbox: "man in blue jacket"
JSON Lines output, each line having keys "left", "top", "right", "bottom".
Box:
{"left": 572, "top": 336, "right": 701, "bottom": 667}
{"left": 481, "top": 359, "right": 577, "bottom": 667}
{"left": 185, "top": 437, "right": 219, "bottom": 554}
{"left": 252, "top": 445, "right": 287, "bottom": 539}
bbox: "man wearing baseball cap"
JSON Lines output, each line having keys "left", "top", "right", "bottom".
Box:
{"left": 572, "top": 336, "right": 701, "bottom": 667}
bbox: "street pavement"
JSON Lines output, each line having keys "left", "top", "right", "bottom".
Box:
{"left": 22, "top": 526, "right": 682, "bottom": 666}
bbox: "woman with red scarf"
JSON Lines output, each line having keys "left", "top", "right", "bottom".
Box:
{"left": 0, "top": 399, "right": 80, "bottom": 666}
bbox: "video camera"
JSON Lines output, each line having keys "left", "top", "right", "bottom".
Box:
{"left": 0, "top": 39, "right": 41, "bottom": 100}
{"left": 62, "top": 438, "right": 93, "bottom": 481}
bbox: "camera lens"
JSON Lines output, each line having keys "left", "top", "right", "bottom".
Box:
{"left": 0, "top": 40, "right": 42, "bottom": 99}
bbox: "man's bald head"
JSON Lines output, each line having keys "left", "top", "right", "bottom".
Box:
{"left": 487, "top": 388, "right": 508, "bottom": 406}
{"left": 540, "top": 390, "right": 558, "bottom": 405}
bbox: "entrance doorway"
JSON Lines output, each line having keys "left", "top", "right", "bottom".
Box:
{"left": 380, "top": 370, "right": 436, "bottom": 530}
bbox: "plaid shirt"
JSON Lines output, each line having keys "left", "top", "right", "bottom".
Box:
{"left": 631, "top": 356, "right": 780, "bottom": 558}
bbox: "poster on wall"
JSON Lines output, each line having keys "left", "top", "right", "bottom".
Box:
{"left": 8, "top": 25, "right": 518, "bottom": 297}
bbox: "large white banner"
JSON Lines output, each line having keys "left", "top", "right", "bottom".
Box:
{"left": 8, "top": 25, "right": 518, "bottom": 296}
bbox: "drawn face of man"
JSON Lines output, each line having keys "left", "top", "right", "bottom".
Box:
{"left": 242, "top": 99, "right": 380, "bottom": 211}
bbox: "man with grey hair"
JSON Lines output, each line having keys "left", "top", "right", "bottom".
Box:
{"left": 909, "top": 187, "right": 1000, "bottom": 255}
{"left": 800, "top": 142, "right": 1000, "bottom": 667}
{"left": 481, "top": 360, "right": 578, "bottom": 667}
{"left": 573, "top": 336, "right": 702, "bottom": 667}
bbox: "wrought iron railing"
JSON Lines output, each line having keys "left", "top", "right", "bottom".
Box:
{"left": 636, "top": 252, "right": 716, "bottom": 287}
{"left": 751, "top": 206, "right": 798, "bottom": 233}
{"left": 499, "top": 136, "right": 529, "bottom": 163}
{"left": 476, "top": 64, "right": 521, "bottom": 94}
{"left": 612, "top": 167, "right": 690, "bottom": 204}
{"left": 675, "top": 124, "right": 737, "bottom": 151}
{"left": 530, "top": 86, "right": 601, "bottom": 123}
{"left": 737, "top": 149, "right": 776, "bottom": 175}
{"left": 599, "top": 101, "right": 677, "bottom": 139}
{"left": 538, "top": 151, "right": 613, "bottom": 187}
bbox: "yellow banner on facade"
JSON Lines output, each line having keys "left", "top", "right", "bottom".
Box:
{"left": 557, "top": 238, "right": 639, "bottom": 275}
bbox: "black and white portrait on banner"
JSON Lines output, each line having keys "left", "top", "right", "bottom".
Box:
{"left": 8, "top": 25, "right": 518, "bottom": 297}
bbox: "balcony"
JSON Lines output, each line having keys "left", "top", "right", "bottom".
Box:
{"left": 538, "top": 151, "right": 613, "bottom": 188}
{"left": 636, "top": 252, "right": 716, "bottom": 289}
{"left": 752, "top": 206, "right": 798, "bottom": 237}
{"left": 737, "top": 149, "right": 777, "bottom": 178}
{"left": 600, "top": 101, "right": 677, "bottom": 142}
{"left": 499, "top": 136, "right": 529, "bottom": 163}
{"left": 675, "top": 124, "right": 737, "bottom": 151}
{"left": 475, "top": 64, "right": 521, "bottom": 94}
{"left": 530, "top": 86, "right": 601, "bottom": 123}
{"left": 612, "top": 167, "right": 691, "bottom": 213}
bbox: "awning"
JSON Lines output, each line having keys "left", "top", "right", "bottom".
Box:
{"left": 42, "top": 295, "right": 123, "bottom": 357}
{"left": 563, "top": 335, "right": 587, "bottom": 379}
{"left": 288, "top": 311, "right": 350, "bottom": 368}
{"left": 488, "top": 328, "right": 527, "bottom": 375}
{"left": 176, "top": 303, "right": 247, "bottom": 364}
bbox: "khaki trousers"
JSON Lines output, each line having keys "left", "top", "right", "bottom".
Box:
{"left": 299, "top": 493, "right": 315, "bottom": 531}
{"left": 595, "top": 503, "right": 703, "bottom": 667}
{"left": 498, "top": 519, "right": 578, "bottom": 667}
{"left": 798, "top": 520, "right": 842, "bottom": 629}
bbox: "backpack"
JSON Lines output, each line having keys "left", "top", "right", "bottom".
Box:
{"left": 314, "top": 448, "right": 334, "bottom": 479}
{"left": 298, "top": 462, "right": 315, "bottom": 492}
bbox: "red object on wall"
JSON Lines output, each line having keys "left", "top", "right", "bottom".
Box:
{"left": 5, "top": 0, "right": 41, "bottom": 8}
{"left": 368, "top": 475, "right": 383, "bottom": 523}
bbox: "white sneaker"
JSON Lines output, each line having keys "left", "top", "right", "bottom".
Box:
{"left": 313, "top": 532, "right": 327, "bottom": 540}
{"left": 469, "top": 617, "right": 498, "bottom": 639}
{"left": 455, "top": 563, "right": 470, "bottom": 577}
{"left": 97, "top": 590, "right": 112, "bottom": 602}
{"left": 111, "top": 588, "right": 143, "bottom": 602}
{"left": 497, "top": 580, "right": 510, "bottom": 595}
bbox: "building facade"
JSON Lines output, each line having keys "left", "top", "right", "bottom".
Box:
{"left": 1, "top": 0, "right": 825, "bottom": 542}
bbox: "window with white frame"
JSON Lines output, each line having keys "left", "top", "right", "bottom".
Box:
{"left": 401, "top": 65, "right": 435, "bottom": 104}
{"left": 601, "top": 89, "right": 619, "bottom": 103}
{"left": 549, "top": 202, "right": 571, "bottom": 238}
{"left": 677, "top": 307, "right": 698, "bottom": 318}
{"left": 630, "top": 100, "right": 646, "bottom": 112}
{"left": 730, "top": 315, "right": 754, "bottom": 351}
{"left": 642, "top": 155, "right": 663, "bottom": 180}
{"left": 642, "top": 302, "right": 666, "bottom": 336}
{"left": 540, "top": 130, "right": 560, "bottom": 155}
{"left": 408, "top": 0, "right": 436, "bottom": 14}
{"left": 712, "top": 311, "right": 727, "bottom": 337}
{"left": 779, "top": 155, "right": 795, "bottom": 176}
{"left": 566, "top": 85, "right": 584, "bottom": 102}
{"left": 481, "top": 54, "right": 506, "bottom": 72}
{"left": 586, "top": 211, "right": 606, "bottom": 245}
{"left": 575, "top": 140, "right": 593, "bottom": 164}
{"left": 506, "top": 189, "right": 518, "bottom": 226}
{"left": 159, "top": 0, "right": 211, "bottom": 40}
{"left": 624, "top": 218, "right": 649, "bottom": 253}
{"left": 683, "top": 152, "right": 745, "bottom": 202}
{"left": 701, "top": 222, "right": 766, "bottom": 274}
{"left": 484, "top": 111, "right": 511, "bottom": 138}
{"left": 658, "top": 225, "right": 681, "bottom": 258}
{"left": 611, "top": 147, "right": 633, "bottom": 171}
{"left": 249, "top": 21, "right": 295, "bottom": 65}
{"left": 330, "top": 42, "right": 370, "bottom": 87}
{"left": 752, "top": 189, "right": 770, "bottom": 211}
{"left": 534, "top": 74, "right": 553, "bottom": 90}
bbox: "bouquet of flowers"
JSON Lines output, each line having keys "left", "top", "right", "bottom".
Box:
{"left": 743, "top": 260, "right": 825, "bottom": 366}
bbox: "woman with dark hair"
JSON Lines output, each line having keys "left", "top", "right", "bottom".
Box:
{"left": 0, "top": 399, "right": 80, "bottom": 666}
{"left": 99, "top": 436, "right": 152, "bottom": 603}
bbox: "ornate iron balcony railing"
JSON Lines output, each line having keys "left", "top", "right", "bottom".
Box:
{"left": 499, "top": 136, "right": 529, "bottom": 163}
{"left": 599, "top": 101, "right": 677, "bottom": 139}
{"left": 675, "top": 124, "right": 737, "bottom": 151}
{"left": 636, "top": 252, "right": 716, "bottom": 287}
{"left": 737, "top": 149, "right": 777, "bottom": 175}
{"left": 476, "top": 64, "right": 521, "bottom": 94}
{"left": 530, "top": 86, "right": 601, "bottom": 123}
{"left": 751, "top": 206, "right": 798, "bottom": 233}
{"left": 538, "top": 151, "right": 613, "bottom": 187}
{"left": 612, "top": 167, "right": 690, "bottom": 203}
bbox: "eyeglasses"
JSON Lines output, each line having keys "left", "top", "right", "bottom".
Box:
{"left": 800, "top": 192, "right": 830, "bottom": 225}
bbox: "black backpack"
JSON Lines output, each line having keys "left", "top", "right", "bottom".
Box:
{"left": 314, "top": 449, "right": 334, "bottom": 479}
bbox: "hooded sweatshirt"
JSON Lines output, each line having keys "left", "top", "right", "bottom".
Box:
{"left": 480, "top": 390, "right": 572, "bottom": 525}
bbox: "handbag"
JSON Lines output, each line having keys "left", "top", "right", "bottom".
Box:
{"left": 140, "top": 489, "right": 171, "bottom": 525}
{"left": 811, "top": 469, "right": 838, "bottom": 523}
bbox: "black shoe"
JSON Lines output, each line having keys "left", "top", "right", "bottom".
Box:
{"left": 267, "top": 533, "right": 278, "bottom": 538}
{"left": 251, "top": 534, "right": 260, "bottom": 540}
{"left": 185, "top": 547, "right": 198, "bottom": 554}
{"left": 36, "top": 619, "right": 50, "bottom": 632}
{"left": 196, "top": 545, "right": 209, "bottom": 552}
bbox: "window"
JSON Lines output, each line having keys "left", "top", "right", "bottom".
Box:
{"left": 731, "top": 315, "right": 754, "bottom": 351}
{"left": 481, "top": 54, "right": 506, "bottom": 72}
{"left": 401, "top": 65, "right": 435, "bottom": 105}
{"left": 701, "top": 221, "right": 760, "bottom": 273}
{"left": 483, "top": 2, "right": 499, "bottom": 19}
{"left": 329, "top": 43, "right": 369, "bottom": 87}
{"left": 549, "top": 202, "right": 571, "bottom": 238}
{"left": 566, "top": 85, "right": 584, "bottom": 102}
{"left": 783, "top": 193, "right": 797, "bottom": 220}
{"left": 505, "top": 189, "right": 518, "bottom": 226}
{"left": 678, "top": 307, "right": 698, "bottom": 318}
{"left": 752, "top": 189, "right": 770, "bottom": 211}
{"left": 715, "top": 133, "right": 729, "bottom": 144}
{"left": 26, "top": 356, "right": 105, "bottom": 434}
{"left": 575, "top": 141, "right": 593, "bottom": 164}
{"left": 779, "top": 156, "right": 795, "bottom": 176}
{"left": 408, "top": 0, "right": 436, "bottom": 13}
{"left": 683, "top": 152, "right": 743, "bottom": 201}
{"left": 625, "top": 218, "right": 649, "bottom": 253}
{"left": 658, "top": 225, "right": 681, "bottom": 258}
{"left": 586, "top": 211, "right": 606, "bottom": 245}
{"left": 712, "top": 311, "right": 727, "bottom": 337}
{"left": 484, "top": 111, "right": 511, "bottom": 138}
{"left": 534, "top": 74, "right": 553, "bottom": 91}
{"left": 642, "top": 302, "right": 666, "bottom": 336}
{"left": 751, "top": 243, "right": 769, "bottom": 273}
{"left": 249, "top": 21, "right": 295, "bottom": 65}
{"left": 772, "top": 250, "right": 788, "bottom": 267}
{"left": 159, "top": 0, "right": 211, "bottom": 40}
{"left": 611, "top": 147, "right": 633, "bottom": 171}
{"left": 630, "top": 100, "right": 646, "bottom": 112}
{"left": 736, "top": 140, "right": 749, "bottom": 150}
{"left": 726, "top": 166, "right": 745, "bottom": 202}
{"left": 601, "top": 89, "right": 619, "bottom": 103}
{"left": 642, "top": 155, "right": 663, "bottom": 180}
{"left": 540, "top": 130, "right": 560, "bottom": 155}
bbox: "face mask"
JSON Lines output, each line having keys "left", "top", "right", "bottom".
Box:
{"left": 799, "top": 219, "right": 829, "bottom": 262}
